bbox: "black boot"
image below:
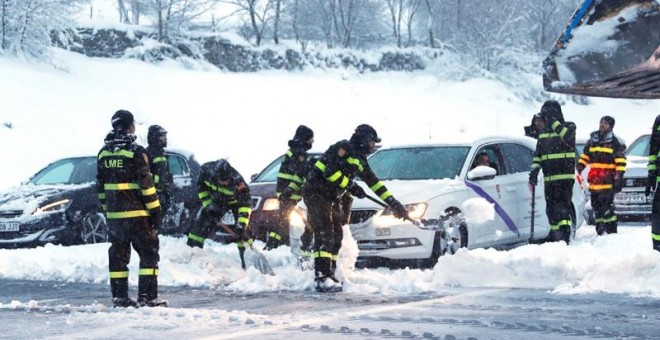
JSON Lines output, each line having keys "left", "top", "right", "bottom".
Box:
{"left": 111, "top": 277, "right": 136, "bottom": 307}
{"left": 113, "top": 297, "right": 138, "bottom": 308}
{"left": 138, "top": 275, "right": 168, "bottom": 307}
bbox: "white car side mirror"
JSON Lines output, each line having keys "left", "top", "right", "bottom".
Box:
{"left": 467, "top": 166, "right": 497, "bottom": 180}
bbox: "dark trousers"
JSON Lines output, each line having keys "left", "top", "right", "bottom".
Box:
{"left": 266, "top": 199, "right": 295, "bottom": 249}
{"left": 650, "top": 194, "right": 660, "bottom": 252}
{"left": 187, "top": 206, "right": 238, "bottom": 248}
{"left": 544, "top": 181, "right": 573, "bottom": 243}
{"left": 305, "top": 194, "right": 344, "bottom": 281}
{"left": 591, "top": 190, "right": 617, "bottom": 235}
{"left": 108, "top": 218, "right": 160, "bottom": 300}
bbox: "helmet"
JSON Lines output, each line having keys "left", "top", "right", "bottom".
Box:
{"left": 212, "top": 159, "right": 232, "bottom": 181}
{"left": 148, "top": 125, "right": 168, "bottom": 148}
{"left": 540, "top": 100, "right": 564, "bottom": 123}
{"left": 111, "top": 110, "right": 134, "bottom": 131}
{"left": 293, "top": 125, "right": 314, "bottom": 142}
{"left": 350, "top": 124, "right": 381, "bottom": 154}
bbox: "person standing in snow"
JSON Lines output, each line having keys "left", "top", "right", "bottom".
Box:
{"left": 577, "top": 116, "right": 626, "bottom": 236}
{"left": 186, "top": 159, "right": 252, "bottom": 255}
{"left": 302, "top": 124, "right": 409, "bottom": 292}
{"left": 529, "top": 100, "right": 577, "bottom": 243}
{"left": 265, "top": 125, "right": 315, "bottom": 251}
{"left": 146, "top": 125, "right": 173, "bottom": 230}
{"left": 96, "top": 110, "right": 167, "bottom": 308}
{"left": 646, "top": 114, "right": 660, "bottom": 252}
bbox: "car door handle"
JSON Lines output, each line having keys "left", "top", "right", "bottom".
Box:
{"left": 505, "top": 186, "right": 517, "bottom": 192}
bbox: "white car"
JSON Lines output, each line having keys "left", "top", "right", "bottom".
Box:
{"left": 345, "top": 136, "right": 586, "bottom": 268}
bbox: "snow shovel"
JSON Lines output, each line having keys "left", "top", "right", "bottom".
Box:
{"left": 217, "top": 223, "right": 275, "bottom": 275}
{"left": 364, "top": 194, "right": 420, "bottom": 226}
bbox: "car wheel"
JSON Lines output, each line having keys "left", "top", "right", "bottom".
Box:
{"left": 440, "top": 210, "right": 468, "bottom": 256}
{"left": 81, "top": 211, "right": 108, "bottom": 244}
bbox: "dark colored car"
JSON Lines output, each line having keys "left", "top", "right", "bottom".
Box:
{"left": 0, "top": 149, "right": 201, "bottom": 248}
{"left": 248, "top": 152, "right": 320, "bottom": 244}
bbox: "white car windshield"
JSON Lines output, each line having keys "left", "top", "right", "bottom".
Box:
{"left": 369, "top": 146, "right": 470, "bottom": 180}
{"left": 28, "top": 157, "right": 97, "bottom": 185}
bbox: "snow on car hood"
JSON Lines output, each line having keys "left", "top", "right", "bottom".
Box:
{"left": 625, "top": 155, "right": 648, "bottom": 178}
{"left": 352, "top": 178, "right": 466, "bottom": 208}
{"left": 0, "top": 183, "right": 91, "bottom": 214}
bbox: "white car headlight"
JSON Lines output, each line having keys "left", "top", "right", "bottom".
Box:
{"left": 381, "top": 202, "right": 428, "bottom": 219}
{"left": 261, "top": 198, "right": 280, "bottom": 211}
{"left": 33, "top": 199, "right": 72, "bottom": 215}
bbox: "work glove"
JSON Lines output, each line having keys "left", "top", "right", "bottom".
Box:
{"left": 529, "top": 168, "right": 540, "bottom": 187}
{"left": 389, "top": 200, "right": 408, "bottom": 220}
{"left": 646, "top": 172, "right": 657, "bottom": 197}
{"left": 613, "top": 173, "right": 623, "bottom": 193}
{"left": 349, "top": 182, "right": 366, "bottom": 199}
{"left": 235, "top": 227, "right": 252, "bottom": 242}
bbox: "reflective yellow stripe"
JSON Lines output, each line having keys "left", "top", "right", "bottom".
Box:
{"left": 204, "top": 181, "right": 234, "bottom": 196}
{"left": 201, "top": 199, "right": 213, "bottom": 207}
{"left": 238, "top": 207, "right": 251, "bottom": 214}
{"left": 541, "top": 152, "right": 576, "bottom": 160}
{"left": 327, "top": 171, "right": 342, "bottom": 182}
{"left": 152, "top": 156, "right": 167, "bottom": 163}
{"left": 104, "top": 183, "right": 140, "bottom": 190}
{"left": 288, "top": 182, "right": 301, "bottom": 190}
{"left": 315, "top": 161, "right": 326, "bottom": 172}
{"left": 370, "top": 181, "right": 384, "bottom": 192}
{"left": 615, "top": 166, "right": 626, "bottom": 171}
{"left": 154, "top": 175, "right": 160, "bottom": 184}
{"left": 106, "top": 210, "right": 150, "bottom": 219}
{"left": 578, "top": 159, "right": 588, "bottom": 166}
{"left": 595, "top": 216, "right": 617, "bottom": 223}
{"left": 331, "top": 254, "right": 338, "bottom": 261}
{"left": 98, "top": 193, "right": 106, "bottom": 199}
{"left": 590, "top": 163, "right": 616, "bottom": 169}
{"left": 579, "top": 154, "right": 590, "bottom": 161}
{"left": 188, "top": 232, "right": 205, "bottom": 244}
{"left": 145, "top": 200, "right": 160, "bottom": 209}
{"left": 141, "top": 187, "right": 157, "bottom": 196}
{"left": 649, "top": 155, "right": 658, "bottom": 161}
{"left": 589, "top": 184, "right": 613, "bottom": 191}
{"left": 614, "top": 158, "right": 626, "bottom": 163}
{"left": 380, "top": 191, "right": 393, "bottom": 200}
{"left": 139, "top": 268, "right": 159, "bottom": 276}
{"left": 285, "top": 150, "right": 293, "bottom": 157}
{"left": 278, "top": 173, "right": 304, "bottom": 183}
{"left": 538, "top": 132, "right": 560, "bottom": 139}
{"left": 589, "top": 146, "right": 613, "bottom": 153}
{"left": 290, "top": 194, "right": 302, "bottom": 200}
{"left": 109, "top": 271, "right": 129, "bottom": 279}
{"left": 652, "top": 233, "right": 660, "bottom": 241}
{"left": 312, "top": 251, "right": 333, "bottom": 259}
{"left": 543, "top": 174, "right": 575, "bottom": 182}
{"left": 339, "top": 176, "right": 349, "bottom": 188}
{"left": 236, "top": 239, "right": 254, "bottom": 248}
{"left": 198, "top": 191, "right": 210, "bottom": 199}
{"left": 238, "top": 217, "right": 249, "bottom": 224}
{"left": 648, "top": 164, "right": 657, "bottom": 171}
{"left": 99, "top": 150, "right": 134, "bottom": 159}
{"left": 347, "top": 157, "right": 364, "bottom": 172}
{"left": 268, "top": 231, "right": 282, "bottom": 240}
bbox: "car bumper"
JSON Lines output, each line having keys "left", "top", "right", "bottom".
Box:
{"left": 0, "top": 212, "right": 69, "bottom": 248}
{"left": 350, "top": 217, "right": 437, "bottom": 262}
{"left": 614, "top": 190, "right": 653, "bottom": 217}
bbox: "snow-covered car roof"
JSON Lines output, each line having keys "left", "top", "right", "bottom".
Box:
{"left": 376, "top": 135, "right": 536, "bottom": 151}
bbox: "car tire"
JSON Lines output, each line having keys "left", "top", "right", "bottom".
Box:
{"left": 440, "top": 210, "right": 468, "bottom": 256}
{"left": 80, "top": 211, "right": 108, "bottom": 244}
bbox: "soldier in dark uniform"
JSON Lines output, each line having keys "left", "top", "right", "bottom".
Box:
{"left": 265, "top": 125, "right": 314, "bottom": 251}
{"left": 577, "top": 116, "right": 626, "bottom": 235}
{"left": 186, "top": 159, "right": 252, "bottom": 252}
{"left": 303, "top": 124, "right": 409, "bottom": 292}
{"left": 529, "top": 100, "right": 577, "bottom": 243}
{"left": 96, "top": 110, "right": 167, "bottom": 308}
{"left": 646, "top": 114, "right": 660, "bottom": 252}
{"left": 146, "top": 125, "right": 173, "bottom": 229}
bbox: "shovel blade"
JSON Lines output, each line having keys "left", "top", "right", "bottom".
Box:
{"left": 250, "top": 246, "right": 275, "bottom": 276}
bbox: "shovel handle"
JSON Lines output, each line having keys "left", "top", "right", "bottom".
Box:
{"left": 364, "top": 194, "right": 420, "bottom": 226}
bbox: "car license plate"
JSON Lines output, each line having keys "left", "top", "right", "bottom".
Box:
{"left": 0, "top": 222, "right": 19, "bottom": 232}
{"left": 375, "top": 228, "right": 391, "bottom": 236}
{"left": 615, "top": 192, "right": 646, "bottom": 204}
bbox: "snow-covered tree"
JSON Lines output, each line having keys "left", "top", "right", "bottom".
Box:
{"left": 136, "top": 0, "right": 220, "bottom": 41}
{"left": 1, "top": 0, "right": 88, "bottom": 57}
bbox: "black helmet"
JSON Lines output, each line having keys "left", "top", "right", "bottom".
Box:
{"left": 212, "top": 159, "right": 232, "bottom": 181}
{"left": 350, "top": 124, "right": 381, "bottom": 154}
{"left": 148, "top": 124, "right": 168, "bottom": 148}
{"left": 293, "top": 125, "right": 314, "bottom": 142}
{"left": 540, "top": 100, "right": 564, "bottom": 123}
{"left": 111, "top": 110, "right": 134, "bottom": 131}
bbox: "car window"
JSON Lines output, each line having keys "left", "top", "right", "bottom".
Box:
{"left": 500, "top": 143, "right": 534, "bottom": 174}
{"left": 471, "top": 145, "right": 501, "bottom": 175}
{"left": 69, "top": 157, "right": 98, "bottom": 184}
{"left": 369, "top": 146, "right": 469, "bottom": 180}
{"left": 29, "top": 158, "right": 78, "bottom": 185}
{"left": 627, "top": 134, "right": 650, "bottom": 157}
{"left": 167, "top": 154, "right": 189, "bottom": 176}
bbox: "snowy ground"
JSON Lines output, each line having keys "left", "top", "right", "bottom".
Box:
{"left": 1, "top": 42, "right": 659, "bottom": 338}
